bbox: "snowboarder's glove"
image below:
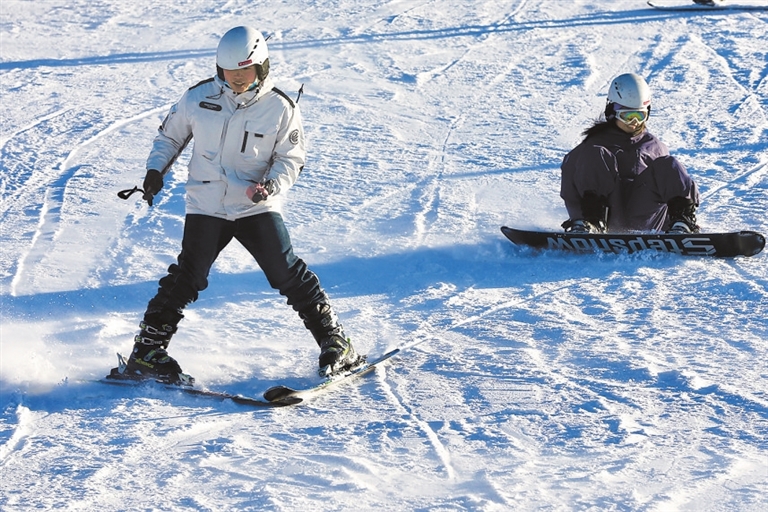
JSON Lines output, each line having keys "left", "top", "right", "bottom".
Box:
{"left": 246, "top": 179, "right": 278, "bottom": 203}
{"left": 142, "top": 169, "right": 163, "bottom": 206}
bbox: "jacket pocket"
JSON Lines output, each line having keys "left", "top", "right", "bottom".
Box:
{"left": 194, "top": 112, "right": 226, "bottom": 163}
{"left": 185, "top": 179, "right": 226, "bottom": 215}
{"left": 241, "top": 120, "right": 277, "bottom": 162}
{"left": 188, "top": 152, "right": 224, "bottom": 182}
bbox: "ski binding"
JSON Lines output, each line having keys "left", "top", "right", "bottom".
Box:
{"left": 103, "top": 353, "right": 301, "bottom": 407}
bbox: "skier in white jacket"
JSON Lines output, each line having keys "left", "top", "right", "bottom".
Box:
{"left": 124, "top": 26, "right": 361, "bottom": 383}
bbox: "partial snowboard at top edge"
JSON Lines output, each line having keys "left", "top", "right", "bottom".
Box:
{"left": 500, "top": 226, "right": 765, "bottom": 258}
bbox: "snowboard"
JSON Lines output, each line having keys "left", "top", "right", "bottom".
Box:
{"left": 500, "top": 226, "right": 765, "bottom": 258}
{"left": 648, "top": 1, "right": 768, "bottom": 11}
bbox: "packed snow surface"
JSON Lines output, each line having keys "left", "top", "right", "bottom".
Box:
{"left": 1, "top": 0, "right": 767, "bottom": 510}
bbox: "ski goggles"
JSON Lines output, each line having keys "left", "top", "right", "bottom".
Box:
{"left": 615, "top": 107, "right": 649, "bottom": 124}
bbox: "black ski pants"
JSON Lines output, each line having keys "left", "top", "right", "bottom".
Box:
{"left": 144, "top": 212, "right": 327, "bottom": 326}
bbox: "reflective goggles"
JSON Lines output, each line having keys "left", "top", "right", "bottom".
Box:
{"left": 615, "top": 107, "right": 648, "bottom": 124}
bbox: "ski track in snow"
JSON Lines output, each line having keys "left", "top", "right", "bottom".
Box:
{"left": 8, "top": 105, "right": 173, "bottom": 296}
{"left": 412, "top": 2, "right": 531, "bottom": 247}
{"left": 1, "top": 0, "right": 767, "bottom": 510}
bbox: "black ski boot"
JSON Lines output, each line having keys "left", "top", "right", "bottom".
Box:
{"left": 562, "top": 191, "right": 608, "bottom": 233}
{"left": 666, "top": 196, "right": 700, "bottom": 234}
{"left": 125, "top": 309, "right": 193, "bottom": 385}
{"left": 300, "top": 303, "right": 362, "bottom": 377}
{"left": 563, "top": 219, "right": 604, "bottom": 234}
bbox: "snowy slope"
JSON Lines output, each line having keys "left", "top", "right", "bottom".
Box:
{"left": 1, "top": 0, "right": 767, "bottom": 510}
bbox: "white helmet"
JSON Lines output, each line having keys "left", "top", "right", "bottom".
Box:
{"left": 607, "top": 73, "right": 651, "bottom": 109}
{"left": 216, "top": 26, "right": 269, "bottom": 81}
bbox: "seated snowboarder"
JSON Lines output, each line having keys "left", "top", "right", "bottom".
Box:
{"left": 560, "top": 73, "right": 700, "bottom": 234}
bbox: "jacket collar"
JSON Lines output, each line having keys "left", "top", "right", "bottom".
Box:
{"left": 214, "top": 76, "right": 274, "bottom": 108}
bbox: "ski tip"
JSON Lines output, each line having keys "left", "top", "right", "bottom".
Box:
{"left": 263, "top": 385, "right": 298, "bottom": 403}
{"left": 270, "top": 396, "right": 303, "bottom": 406}
{"left": 230, "top": 393, "right": 302, "bottom": 407}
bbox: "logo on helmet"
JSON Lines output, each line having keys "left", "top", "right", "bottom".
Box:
{"left": 238, "top": 59, "right": 253, "bottom": 67}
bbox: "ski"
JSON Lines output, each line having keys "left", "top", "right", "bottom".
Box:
{"left": 648, "top": 1, "right": 768, "bottom": 11}
{"left": 263, "top": 348, "right": 400, "bottom": 403}
{"left": 501, "top": 226, "right": 765, "bottom": 258}
{"left": 103, "top": 353, "right": 301, "bottom": 407}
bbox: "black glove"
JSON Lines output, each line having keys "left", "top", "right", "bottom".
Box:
{"left": 142, "top": 169, "right": 163, "bottom": 206}
{"left": 246, "top": 179, "right": 278, "bottom": 203}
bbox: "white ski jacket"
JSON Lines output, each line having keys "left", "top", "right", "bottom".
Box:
{"left": 146, "top": 76, "right": 305, "bottom": 219}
